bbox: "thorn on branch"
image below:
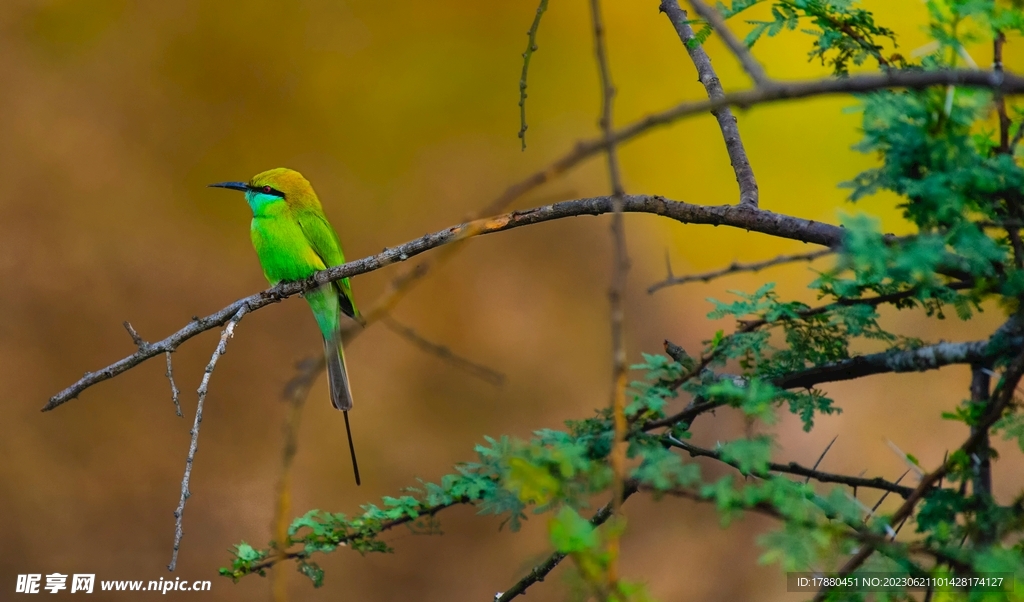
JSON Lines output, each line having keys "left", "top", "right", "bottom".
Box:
{"left": 870, "top": 470, "right": 909, "bottom": 514}
{"left": 806, "top": 435, "right": 838, "bottom": 483}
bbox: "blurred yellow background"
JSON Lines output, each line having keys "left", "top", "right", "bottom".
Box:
{"left": 1, "top": 1, "right": 1021, "bottom": 600}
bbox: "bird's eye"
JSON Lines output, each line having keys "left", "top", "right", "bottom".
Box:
{"left": 263, "top": 186, "right": 273, "bottom": 194}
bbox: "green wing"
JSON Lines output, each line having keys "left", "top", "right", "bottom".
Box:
{"left": 296, "top": 209, "right": 359, "bottom": 319}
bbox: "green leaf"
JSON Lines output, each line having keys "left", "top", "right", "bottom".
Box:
{"left": 548, "top": 506, "right": 598, "bottom": 554}
{"left": 297, "top": 561, "right": 325, "bottom": 588}
{"left": 632, "top": 446, "right": 700, "bottom": 491}
{"left": 719, "top": 435, "right": 774, "bottom": 475}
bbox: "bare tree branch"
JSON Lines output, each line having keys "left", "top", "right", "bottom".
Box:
{"left": 495, "top": 484, "right": 638, "bottom": 602}
{"left": 659, "top": 0, "right": 759, "bottom": 207}
{"left": 647, "top": 318, "right": 1022, "bottom": 431}
{"left": 687, "top": 0, "right": 770, "bottom": 86}
{"left": 648, "top": 249, "right": 832, "bottom": 293}
{"left": 168, "top": 305, "right": 247, "bottom": 572}
{"left": 512, "top": 70, "right": 1024, "bottom": 216}
{"left": 776, "top": 332, "right": 1021, "bottom": 391}
{"left": 510, "top": 69, "right": 1024, "bottom": 229}
{"left": 611, "top": 68, "right": 1024, "bottom": 151}
{"left": 381, "top": 316, "right": 505, "bottom": 386}
{"left": 46, "top": 194, "right": 862, "bottom": 412}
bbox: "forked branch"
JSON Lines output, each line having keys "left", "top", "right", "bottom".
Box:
{"left": 660, "top": 0, "right": 759, "bottom": 207}
{"left": 687, "top": 0, "right": 770, "bottom": 86}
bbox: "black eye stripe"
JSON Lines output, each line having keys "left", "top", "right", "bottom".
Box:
{"left": 247, "top": 184, "right": 285, "bottom": 198}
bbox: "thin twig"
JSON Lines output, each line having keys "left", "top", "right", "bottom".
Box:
{"left": 165, "top": 352, "right": 182, "bottom": 417}
{"left": 123, "top": 321, "right": 146, "bottom": 349}
{"left": 687, "top": 0, "right": 770, "bottom": 86}
{"left": 659, "top": 0, "right": 759, "bottom": 207}
{"left": 168, "top": 305, "right": 247, "bottom": 572}
{"left": 518, "top": 0, "right": 550, "bottom": 150}
{"left": 381, "top": 316, "right": 505, "bottom": 386}
{"left": 496, "top": 553, "right": 566, "bottom": 602}
{"left": 648, "top": 249, "right": 832, "bottom": 293}
{"left": 666, "top": 436, "right": 913, "bottom": 497}
{"left": 590, "top": 0, "right": 630, "bottom": 591}
{"left": 607, "top": 69, "right": 1024, "bottom": 158}
{"left": 494, "top": 485, "right": 638, "bottom": 602}
{"left": 734, "top": 279, "right": 975, "bottom": 333}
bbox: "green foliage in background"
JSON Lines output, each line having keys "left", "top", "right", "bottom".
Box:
{"left": 223, "top": 1, "right": 1024, "bottom": 600}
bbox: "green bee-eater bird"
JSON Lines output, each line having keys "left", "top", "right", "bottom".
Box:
{"left": 210, "top": 168, "right": 362, "bottom": 485}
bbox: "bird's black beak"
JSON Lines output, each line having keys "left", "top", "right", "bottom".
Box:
{"left": 208, "top": 181, "right": 249, "bottom": 192}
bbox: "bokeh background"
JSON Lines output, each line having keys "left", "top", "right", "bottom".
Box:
{"left": 2, "top": 1, "right": 1022, "bottom": 600}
